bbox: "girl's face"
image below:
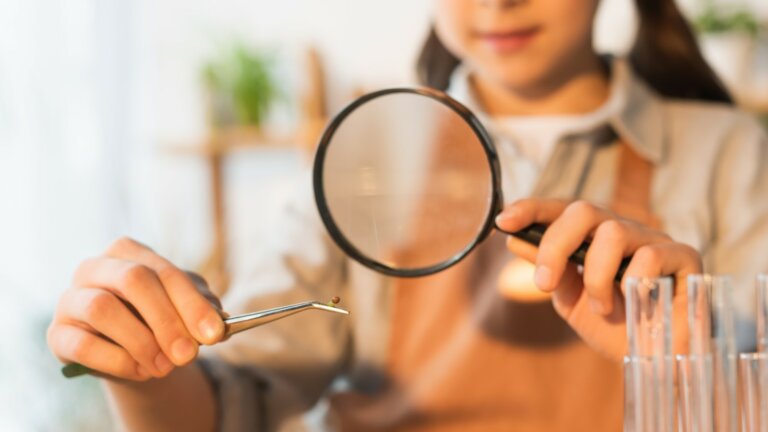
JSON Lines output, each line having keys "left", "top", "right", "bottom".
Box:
{"left": 434, "top": 0, "right": 601, "bottom": 93}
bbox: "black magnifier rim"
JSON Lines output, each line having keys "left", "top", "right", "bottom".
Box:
{"left": 313, "top": 86, "right": 502, "bottom": 278}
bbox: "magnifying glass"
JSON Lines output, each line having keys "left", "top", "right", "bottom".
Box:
{"left": 313, "top": 87, "right": 630, "bottom": 280}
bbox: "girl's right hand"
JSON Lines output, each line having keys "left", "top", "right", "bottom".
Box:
{"left": 47, "top": 237, "right": 226, "bottom": 381}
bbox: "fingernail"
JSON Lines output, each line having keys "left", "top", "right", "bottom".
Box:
{"left": 171, "top": 338, "right": 197, "bottom": 364}
{"left": 590, "top": 298, "right": 605, "bottom": 315}
{"left": 136, "top": 365, "right": 151, "bottom": 379}
{"left": 198, "top": 312, "right": 224, "bottom": 343}
{"left": 155, "top": 352, "right": 173, "bottom": 374}
{"left": 534, "top": 265, "right": 552, "bottom": 290}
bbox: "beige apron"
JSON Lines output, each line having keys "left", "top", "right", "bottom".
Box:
{"left": 330, "top": 143, "right": 659, "bottom": 431}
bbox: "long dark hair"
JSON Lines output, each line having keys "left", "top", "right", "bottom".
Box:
{"left": 416, "top": 0, "right": 733, "bottom": 104}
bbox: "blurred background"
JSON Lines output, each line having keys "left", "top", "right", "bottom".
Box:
{"left": 1, "top": 0, "right": 767, "bottom": 430}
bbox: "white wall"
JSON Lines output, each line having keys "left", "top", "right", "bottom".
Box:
{"left": 143, "top": 0, "right": 433, "bottom": 143}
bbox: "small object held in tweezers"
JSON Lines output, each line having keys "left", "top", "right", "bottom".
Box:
{"left": 61, "top": 298, "right": 349, "bottom": 379}
{"left": 223, "top": 299, "right": 349, "bottom": 337}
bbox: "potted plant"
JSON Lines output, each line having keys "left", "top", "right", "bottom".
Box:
{"left": 202, "top": 43, "right": 280, "bottom": 129}
{"left": 694, "top": 1, "right": 760, "bottom": 99}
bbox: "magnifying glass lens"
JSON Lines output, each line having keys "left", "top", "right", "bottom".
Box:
{"left": 317, "top": 90, "right": 496, "bottom": 276}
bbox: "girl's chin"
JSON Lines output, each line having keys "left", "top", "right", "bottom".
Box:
{"left": 473, "top": 63, "right": 554, "bottom": 93}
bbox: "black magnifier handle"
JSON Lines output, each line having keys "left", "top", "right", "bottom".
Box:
{"left": 499, "top": 223, "right": 630, "bottom": 283}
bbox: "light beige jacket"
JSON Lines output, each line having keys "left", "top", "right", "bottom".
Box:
{"left": 199, "top": 59, "right": 768, "bottom": 431}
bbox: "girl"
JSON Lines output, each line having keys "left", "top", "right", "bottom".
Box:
{"left": 47, "top": 0, "right": 767, "bottom": 431}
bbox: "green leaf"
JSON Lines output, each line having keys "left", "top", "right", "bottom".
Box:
{"left": 694, "top": 5, "right": 759, "bottom": 36}
{"left": 201, "top": 41, "right": 280, "bottom": 127}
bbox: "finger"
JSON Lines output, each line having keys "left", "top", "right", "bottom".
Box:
{"left": 73, "top": 257, "right": 199, "bottom": 366}
{"left": 583, "top": 220, "right": 670, "bottom": 315}
{"left": 622, "top": 243, "right": 700, "bottom": 355}
{"left": 105, "top": 236, "right": 155, "bottom": 255}
{"left": 47, "top": 323, "right": 151, "bottom": 381}
{"left": 671, "top": 284, "right": 690, "bottom": 356}
{"left": 534, "top": 201, "right": 611, "bottom": 291}
{"left": 186, "top": 271, "right": 223, "bottom": 310}
{"left": 550, "top": 262, "right": 586, "bottom": 318}
{"left": 105, "top": 238, "right": 225, "bottom": 345}
{"left": 57, "top": 288, "right": 174, "bottom": 378}
{"left": 505, "top": 236, "right": 538, "bottom": 263}
{"left": 495, "top": 198, "right": 570, "bottom": 233}
{"left": 622, "top": 243, "right": 702, "bottom": 281}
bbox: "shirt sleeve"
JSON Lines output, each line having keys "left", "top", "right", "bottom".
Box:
{"left": 705, "top": 112, "right": 768, "bottom": 350}
{"left": 197, "top": 175, "right": 352, "bottom": 432}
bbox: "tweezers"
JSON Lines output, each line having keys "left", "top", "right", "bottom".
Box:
{"left": 62, "top": 300, "right": 349, "bottom": 378}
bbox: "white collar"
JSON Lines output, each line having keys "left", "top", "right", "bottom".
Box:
{"left": 446, "top": 57, "right": 667, "bottom": 163}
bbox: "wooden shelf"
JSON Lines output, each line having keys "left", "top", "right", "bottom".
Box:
{"left": 167, "top": 126, "right": 300, "bottom": 156}
{"left": 168, "top": 46, "right": 330, "bottom": 296}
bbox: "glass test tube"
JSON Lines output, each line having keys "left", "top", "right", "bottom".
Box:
{"left": 676, "top": 354, "right": 714, "bottom": 432}
{"left": 757, "top": 275, "right": 768, "bottom": 353}
{"left": 624, "top": 276, "right": 674, "bottom": 432}
{"left": 738, "top": 275, "right": 768, "bottom": 432}
{"left": 678, "top": 273, "right": 714, "bottom": 432}
{"left": 687, "top": 274, "right": 738, "bottom": 432}
{"left": 737, "top": 352, "right": 768, "bottom": 432}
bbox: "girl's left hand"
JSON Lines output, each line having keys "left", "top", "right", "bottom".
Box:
{"left": 496, "top": 199, "right": 701, "bottom": 360}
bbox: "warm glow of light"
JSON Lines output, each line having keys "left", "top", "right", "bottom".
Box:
{"left": 497, "top": 257, "right": 552, "bottom": 302}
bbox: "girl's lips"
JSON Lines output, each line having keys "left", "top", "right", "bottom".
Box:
{"left": 474, "top": 26, "right": 541, "bottom": 52}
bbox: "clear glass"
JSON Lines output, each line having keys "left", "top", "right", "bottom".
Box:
{"left": 676, "top": 354, "right": 714, "bottom": 432}
{"left": 321, "top": 92, "right": 494, "bottom": 272}
{"left": 757, "top": 275, "right": 768, "bottom": 353}
{"left": 624, "top": 276, "right": 674, "bottom": 432}
{"left": 626, "top": 276, "right": 673, "bottom": 358}
{"left": 687, "top": 274, "right": 738, "bottom": 432}
{"left": 738, "top": 352, "right": 768, "bottom": 432}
